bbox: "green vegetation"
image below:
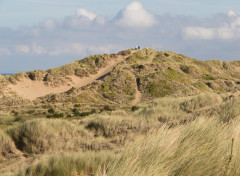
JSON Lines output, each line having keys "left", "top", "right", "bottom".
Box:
{"left": 147, "top": 80, "right": 173, "bottom": 97}
{"left": 202, "top": 73, "right": 217, "bottom": 80}
{"left": 1, "top": 48, "right": 240, "bottom": 175}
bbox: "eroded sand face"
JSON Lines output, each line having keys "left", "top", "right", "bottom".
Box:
{"left": 8, "top": 53, "right": 135, "bottom": 101}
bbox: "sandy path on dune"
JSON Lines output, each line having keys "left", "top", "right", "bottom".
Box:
{"left": 8, "top": 52, "right": 135, "bottom": 101}
{"left": 132, "top": 89, "right": 142, "bottom": 105}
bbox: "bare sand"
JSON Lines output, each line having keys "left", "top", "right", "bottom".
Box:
{"left": 8, "top": 52, "right": 136, "bottom": 101}
{"left": 132, "top": 89, "right": 142, "bottom": 105}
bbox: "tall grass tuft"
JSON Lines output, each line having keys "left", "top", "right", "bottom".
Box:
{"left": 106, "top": 118, "right": 240, "bottom": 176}
{"left": 6, "top": 119, "right": 88, "bottom": 154}
{"left": 0, "top": 130, "right": 18, "bottom": 160}
{"left": 17, "top": 152, "right": 116, "bottom": 176}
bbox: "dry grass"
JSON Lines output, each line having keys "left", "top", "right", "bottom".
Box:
{"left": 85, "top": 115, "right": 151, "bottom": 138}
{"left": 106, "top": 118, "right": 240, "bottom": 176}
{"left": 17, "top": 152, "right": 116, "bottom": 176}
{"left": 15, "top": 117, "right": 240, "bottom": 176}
{"left": 0, "top": 130, "right": 19, "bottom": 161}
{"left": 1, "top": 90, "right": 240, "bottom": 175}
{"left": 6, "top": 119, "right": 90, "bottom": 154}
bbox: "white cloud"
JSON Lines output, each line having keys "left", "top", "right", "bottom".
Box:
{"left": 31, "top": 44, "right": 47, "bottom": 55}
{"left": 94, "top": 16, "right": 105, "bottom": 25}
{"left": 16, "top": 45, "right": 30, "bottom": 54}
{"left": 76, "top": 8, "right": 96, "bottom": 21}
{"left": 184, "top": 27, "right": 215, "bottom": 40}
{"left": 183, "top": 14, "right": 240, "bottom": 40}
{"left": 47, "top": 43, "right": 119, "bottom": 57}
{"left": 2, "top": 6, "right": 240, "bottom": 73}
{"left": 231, "top": 17, "right": 240, "bottom": 28}
{"left": 0, "top": 48, "right": 11, "bottom": 55}
{"left": 42, "top": 19, "right": 57, "bottom": 31}
{"left": 115, "top": 1, "right": 157, "bottom": 28}
{"left": 228, "top": 10, "right": 236, "bottom": 17}
{"left": 217, "top": 27, "right": 234, "bottom": 39}
{"left": 71, "top": 43, "right": 85, "bottom": 55}
{"left": 49, "top": 43, "right": 84, "bottom": 56}
{"left": 88, "top": 44, "right": 119, "bottom": 53}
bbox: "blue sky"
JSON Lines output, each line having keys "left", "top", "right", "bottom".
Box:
{"left": 0, "top": 0, "right": 240, "bottom": 73}
{"left": 1, "top": 0, "right": 239, "bottom": 28}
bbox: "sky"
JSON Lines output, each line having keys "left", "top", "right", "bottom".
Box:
{"left": 0, "top": 0, "right": 240, "bottom": 73}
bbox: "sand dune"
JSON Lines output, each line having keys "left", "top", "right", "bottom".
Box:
{"left": 8, "top": 52, "right": 136, "bottom": 100}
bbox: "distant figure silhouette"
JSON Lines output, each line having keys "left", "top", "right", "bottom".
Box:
{"left": 138, "top": 45, "right": 140, "bottom": 50}
{"left": 135, "top": 46, "right": 138, "bottom": 50}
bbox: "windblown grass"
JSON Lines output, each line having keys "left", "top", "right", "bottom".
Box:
{"left": 0, "top": 130, "right": 18, "bottom": 161}
{"left": 17, "top": 152, "right": 116, "bottom": 176}
{"left": 106, "top": 118, "right": 240, "bottom": 176}
{"left": 6, "top": 119, "right": 89, "bottom": 154}
{"left": 85, "top": 115, "right": 150, "bottom": 138}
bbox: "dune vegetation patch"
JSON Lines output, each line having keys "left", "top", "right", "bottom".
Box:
{"left": 17, "top": 152, "right": 117, "bottom": 176}
{"left": 6, "top": 119, "right": 89, "bottom": 154}
{"left": 0, "top": 130, "right": 19, "bottom": 161}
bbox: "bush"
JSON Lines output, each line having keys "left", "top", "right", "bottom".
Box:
{"left": 103, "top": 106, "right": 113, "bottom": 111}
{"left": 47, "top": 113, "right": 64, "bottom": 118}
{"left": 91, "top": 109, "right": 97, "bottom": 113}
{"left": 132, "top": 106, "right": 140, "bottom": 112}
{"left": 48, "top": 108, "right": 55, "bottom": 114}
{"left": 202, "top": 73, "right": 217, "bottom": 80}
{"left": 27, "top": 110, "right": 35, "bottom": 114}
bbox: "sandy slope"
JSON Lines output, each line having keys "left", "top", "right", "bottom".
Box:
{"left": 8, "top": 52, "right": 136, "bottom": 101}
{"left": 132, "top": 89, "right": 142, "bottom": 105}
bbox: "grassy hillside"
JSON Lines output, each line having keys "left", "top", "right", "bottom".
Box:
{"left": 31, "top": 48, "right": 240, "bottom": 109}
{"left": 0, "top": 48, "right": 240, "bottom": 175}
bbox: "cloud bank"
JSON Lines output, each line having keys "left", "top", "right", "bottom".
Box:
{"left": 0, "top": 2, "right": 240, "bottom": 73}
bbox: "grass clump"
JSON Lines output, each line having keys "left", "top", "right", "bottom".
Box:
{"left": 0, "top": 130, "right": 18, "bottom": 161}
{"left": 132, "top": 106, "right": 140, "bottom": 112}
{"left": 6, "top": 119, "right": 85, "bottom": 154}
{"left": 72, "top": 108, "right": 96, "bottom": 117}
{"left": 180, "top": 93, "right": 222, "bottom": 113}
{"left": 103, "top": 105, "right": 113, "bottom": 111}
{"left": 106, "top": 118, "right": 236, "bottom": 176}
{"left": 220, "top": 99, "right": 240, "bottom": 123}
{"left": 85, "top": 115, "right": 148, "bottom": 138}
{"left": 47, "top": 113, "right": 64, "bottom": 118}
{"left": 17, "top": 152, "right": 116, "bottom": 176}
{"left": 202, "top": 73, "right": 217, "bottom": 80}
{"left": 147, "top": 81, "right": 172, "bottom": 97}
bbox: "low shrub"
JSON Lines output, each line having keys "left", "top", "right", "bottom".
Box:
{"left": 103, "top": 106, "right": 113, "bottom": 111}
{"left": 132, "top": 106, "right": 140, "bottom": 112}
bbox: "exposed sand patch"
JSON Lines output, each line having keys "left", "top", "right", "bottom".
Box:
{"left": 8, "top": 51, "right": 137, "bottom": 100}
{"left": 132, "top": 89, "right": 142, "bottom": 105}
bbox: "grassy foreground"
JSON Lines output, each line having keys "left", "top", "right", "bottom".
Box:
{"left": 14, "top": 118, "right": 240, "bottom": 176}
{"left": 0, "top": 91, "right": 240, "bottom": 175}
